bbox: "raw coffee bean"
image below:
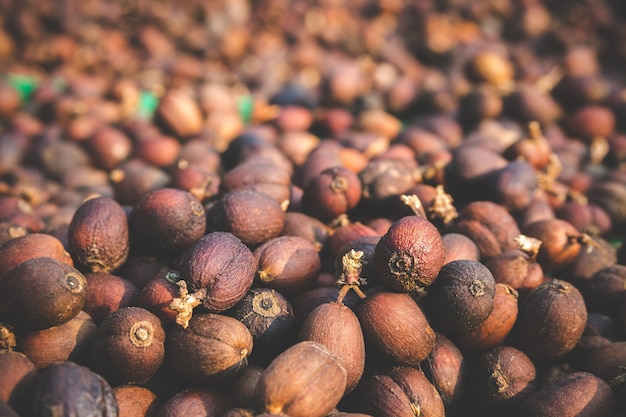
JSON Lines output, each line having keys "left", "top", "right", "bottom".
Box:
{"left": 515, "top": 279, "right": 587, "bottom": 362}
{"left": 483, "top": 160, "right": 538, "bottom": 212}
{"left": 27, "top": 361, "right": 118, "bottom": 417}
{"left": 0, "top": 257, "right": 87, "bottom": 331}
{"left": 583, "top": 264, "right": 626, "bottom": 316}
{"left": 453, "top": 283, "right": 519, "bottom": 351}
{"left": 180, "top": 232, "right": 255, "bottom": 312}
{"left": 523, "top": 218, "right": 587, "bottom": 272}
{"left": 170, "top": 165, "right": 220, "bottom": 203}
{"left": 0, "top": 351, "right": 36, "bottom": 407}
{"left": 583, "top": 341, "right": 626, "bottom": 398}
{"left": 563, "top": 105, "right": 615, "bottom": 141}
{"left": 225, "top": 365, "right": 265, "bottom": 409}
{"left": 555, "top": 201, "right": 612, "bottom": 237}
{"left": 17, "top": 310, "right": 97, "bottom": 369}
{"left": 254, "top": 236, "right": 321, "bottom": 295}
{"left": 135, "top": 135, "right": 181, "bottom": 168}
{"left": 353, "top": 366, "right": 445, "bottom": 417}
{"left": 0, "top": 232, "right": 73, "bottom": 278}
{"left": 358, "top": 159, "right": 420, "bottom": 211}
{"left": 290, "top": 286, "right": 360, "bottom": 326}
{"left": 155, "top": 387, "right": 232, "bottom": 417}
{"left": 452, "top": 201, "right": 521, "bottom": 260}
{"left": 426, "top": 260, "right": 496, "bottom": 332}
{"left": 221, "top": 162, "right": 292, "bottom": 207}
{"left": 444, "top": 146, "right": 508, "bottom": 205}
{"left": 228, "top": 288, "right": 296, "bottom": 366}
{"left": 357, "top": 290, "right": 435, "bottom": 367}
{"left": 88, "top": 127, "right": 133, "bottom": 170}
{"left": 118, "top": 256, "right": 170, "bottom": 289}
{"left": 130, "top": 188, "right": 206, "bottom": 258}
{"left": 556, "top": 235, "right": 617, "bottom": 284}
{"left": 465, "top": 49, "right": 514, "bottom": 87}
{"left": 68, "top": 196, "right": 129, "bottom": 273}
{"left": 111, "top": 160, "right": 171, "bottom": 207}
{"left": 154, "top": 88, "right": 204, "bottom": 139}
{"left": 503, "top": 85, "right": 562, "bottom": 127}
{"left": 165, "top": 313, "right": 253, "bottom": 386}
{"left": 136, "top": 270, "right": 181, "bottom": 325}
{"left": 302, "top": 166, "right": 362, "bottom": 223}
{"left": 280, "top": 212, "right": 330, "bottom": 251}
{"left": 471, "top": 345, "right": 537, "bottom": 411}
{"left": 327, "top": 222, "right": 378, "bottom": 262}
{"left": 483, "top": 250, "right": 544, "bottom": 299}
{"left": 421, "top": 333, "right": 466, "bottom": 413}
{"left": 441, "top": 233, "right": 480, "bottom": 265}
{"left": 113, "top": 385, "right": 161, "bottom": 417}
{"left": 90, "top": 307, "right": 166, "bottom": 385}
{"left": 254, "top": 341, "right": 347, "bottom": 417}
{"left": 83, "top": 273, "right": 139, "bottom": 324}
{"left": 374, "top": 215, "right": 444, "bottom": 292}
{"left": 298, "top": 301, "right": 365, "bottom": 394}
{"left": 206, "top": 189, "right": 285, "bottom": 247}
{"left": 518, "top": 372, "right": 615, "bottom": 417}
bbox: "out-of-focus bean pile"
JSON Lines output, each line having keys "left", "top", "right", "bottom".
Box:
{"left": 1, "top": 0, "right": 626, "bottom": 416}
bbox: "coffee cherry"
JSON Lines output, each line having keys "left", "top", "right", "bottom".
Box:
{"left": 228, "top": 288, "right": 295, "bottom": 366}
{"left": 179, "top": 232, "right": 255, "bottom": 316}
{"left": 90, "top": 307, "right": 166, "bottom": 385}
{"left": 27, "top": 361, "right": 117, "bottom": 417}
{"left": 421, "top": 334, "right": 466, "bottom": 413}
{"left": 426, "top": 260, "right": 496, "bottom": 332}
{"left": 518, "top": 372, "right": 615, "bottom": 417}
{"left": 0, "top": 257, "right": 87, "bottom": 331}
{"left": 17, "top": 311, "right": 97, "bottom": 369}
{"left": 298, "top": 301, "right": 365, "bottom": 394}
{"left": 302, "top": 166, "right": 362, "bottom": 223}
{"left": 515, "top": 279, "right": 587, "bottom": 362}
{"left": 130, "top": 188, "right": 206, "bottom": 258}
{"left": 354, "top": 366, "right": 445, "bottom": 417}
{"left": 374, "top": 215, "right": 444, "bottom": 292}
{"left": 254, "top": 236, "right": 321, "bottom": 295}
{"left": 68, "top": 196, "right": 129, "bottom": 273}
{"left": 165, "top": 313, "right": 253, "bottom": 386}
{"left": 357, "top": 290, "right": 435, "bottom": 367}
{"left": 206, "top": 189, "right": 285, "bottom": 247}
{"left": 254, "top": 341, "right": 347, "bottom": 417}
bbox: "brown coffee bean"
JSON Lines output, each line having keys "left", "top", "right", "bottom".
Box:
{"left": 254, "top": 341, "right": 347, "bottom": 417}
{"left": 68, "top": 196, "right": 129, "bottom": 273}
{"left": 165, "top": 313, "right": 253, "bottom": 386}
{"left": 374, "top": 215, "right": 444, "bottom": 292}
{"left": 515, "top": 279, "right": 587, "bottom": 362}
{"left": 0, "top": 257, "right": 87, "bottom": 331}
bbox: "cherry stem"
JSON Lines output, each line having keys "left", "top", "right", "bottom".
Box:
{"left": 170, "top": 280, "right": 206, "bottom": 329}
{"left": 0, "top": 323, "right": 16, "bottom": 351}
{"left": 336, "top": 249, "right": 367, "bottom": 304}
{"left": 515, "top": 234, "right": 542, "bottom": 262}
{"left": 428, "top": 185, "right": 458, "bottom": 225}
{"left": 400, "top": 194, "right": 426, "bottom": 218}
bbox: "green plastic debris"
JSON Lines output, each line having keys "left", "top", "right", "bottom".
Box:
{"left": 6, "top": 73, "right": 39, "bottom": 103}
{"left": 136, "top": 90, "right": 159, "bottom": 119}
{"left": 237, "top": 94, "right": 254, "bottom": 124}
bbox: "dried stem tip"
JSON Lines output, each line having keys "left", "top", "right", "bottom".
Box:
{"left": 169, "top": 280, "right": 205, "bottom": 329}
{"left": 336, "top": 249, "right": 367, "bottom": 304}
{"left": 515, "top": 234, "right": 542, "bottom": 261}
{"left": 0, "top": 323, "right": 16, "bottom": 351}
{"left": 401, "top": 194, "right": 426, "bottom": 218}
{"left": 429, "top": 185, "right": 458, "bottom": 225}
